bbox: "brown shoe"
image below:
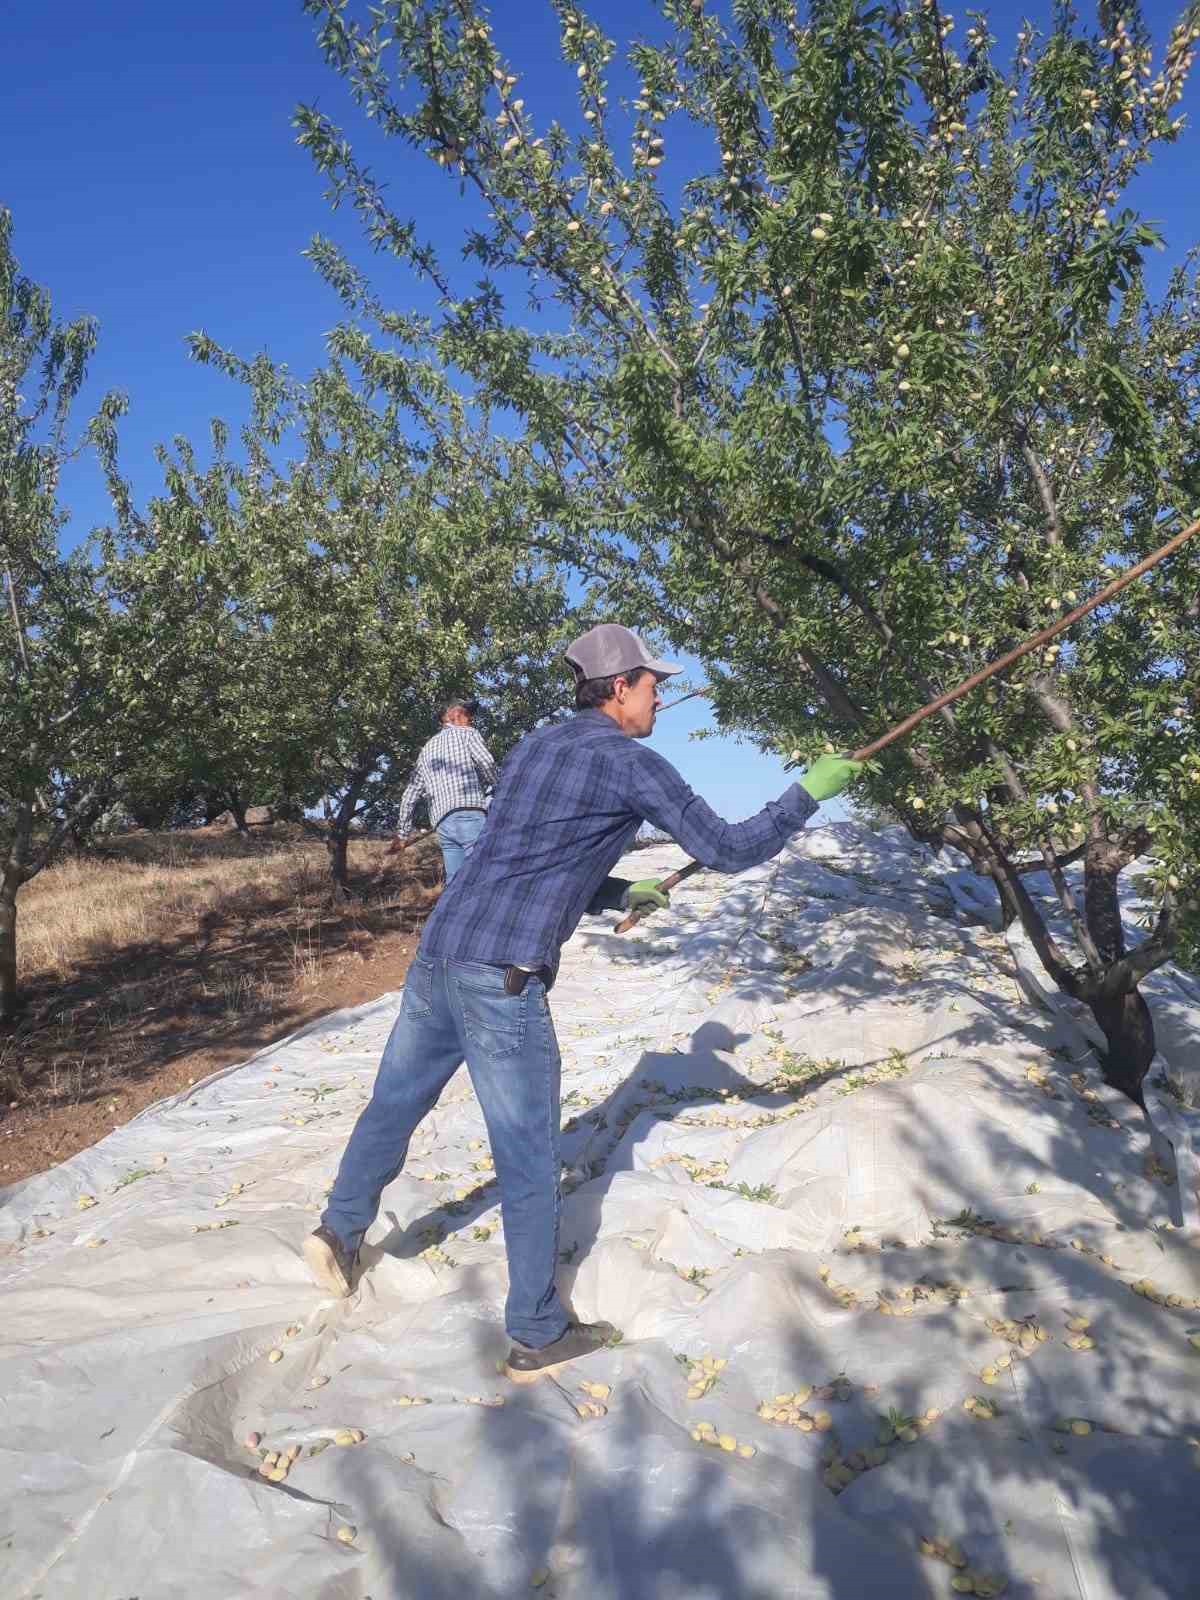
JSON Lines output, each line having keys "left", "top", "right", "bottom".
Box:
{"left": 504, "top": 1320, "right": 619, "bottom": 1384}
{"left": 303, "top": 1225, "right": 359, "bottom": 1298}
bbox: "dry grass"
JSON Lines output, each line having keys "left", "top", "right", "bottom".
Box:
{"left": 3, "top": 823, "right": 442, "bottom": 1116}
{"left": 19, "top": 834, "right": 332, "bottom": 984}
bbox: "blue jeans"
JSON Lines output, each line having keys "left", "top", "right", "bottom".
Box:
{"left": 435, "top": 808, "right": 487, "bottom": 879}
{"left": 322, "top": 957, "right": 568, "bottom": 1348}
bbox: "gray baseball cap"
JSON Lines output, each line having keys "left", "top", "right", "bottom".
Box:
{"left": 565, "top": 623, "right": 681, "bottom": 682}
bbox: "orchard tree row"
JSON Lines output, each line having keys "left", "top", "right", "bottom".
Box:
{"left": 0, "top": 208, "right": 581, "bottom": 1020}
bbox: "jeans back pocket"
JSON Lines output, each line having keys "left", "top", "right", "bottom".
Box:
{"left": 401, "top": 957, "right": 435, "bottom": 1018}
{"left": 454, "top": 972, "right": 527, "bottom": 1059}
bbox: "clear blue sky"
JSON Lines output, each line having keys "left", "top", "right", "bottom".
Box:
{"left": 4, "top": 1, "right": 1196, "bottom": 821}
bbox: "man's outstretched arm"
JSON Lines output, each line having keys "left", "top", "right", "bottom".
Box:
{"left": 624, "top": 746, "right": 821, "bottom": 875}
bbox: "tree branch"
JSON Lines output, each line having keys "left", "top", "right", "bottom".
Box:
{"left": 5, "top": 567, "right": 32, "bottom": 676}
{"left": 1026, "top": 672, "right": 1106, "bottom": 825}
{"left": 1092, "top": 902, "right": 1176, "bottom": 997}
{"left": 28, "top": 784, "right": 111, "bottom": 878}
{"left": 1017, "top": 429, "right": 1063, "bottom": 546}
{"left": 970, "top": 806, "right": 1088, "bottom": 995}
{"left": 1012, "top": 840, "right": 1087, "bottom": 874}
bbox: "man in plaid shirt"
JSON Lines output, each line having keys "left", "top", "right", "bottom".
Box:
{"left": 390, "top": 699, "right": 498, "bottom": 879}
{"left": 306, "top": 626, "right": 863, "bottom": 1382}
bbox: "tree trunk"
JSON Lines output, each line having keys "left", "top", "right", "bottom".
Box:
{"left": 991, "top": 870, "right": 1021, "bottom": 932}
{"left": 326, "top": 769, "right": 371, "bottom": 903}
{"left": 1, "top": 800, "right": 33, "bottom": 1023}
{"left": 329, "top": 828, "right": 353, "bottom": 902}
{"left": 1087, "top": 989, "right": 1154, "bottom": 1107}
{"left": 0, "top": 889, "right": 18, "bottom": 1023}
{"left": 1082, "top": 838, "right": 1155, "bottom": 1104}
{"left": 66, "top": 811, "right": 93, "bottom": 851}
{"left": 226, "top": 788, "right": 250, "bottom": 838}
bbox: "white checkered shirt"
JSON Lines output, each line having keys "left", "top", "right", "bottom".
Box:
{"left": 397, "top": 724, "right": 499, "bottom": 834}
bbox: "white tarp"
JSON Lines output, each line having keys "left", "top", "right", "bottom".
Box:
{"left": 3, "top": 823, "right": 1199, "bottom": 1599}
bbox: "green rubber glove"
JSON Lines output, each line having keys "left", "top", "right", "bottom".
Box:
{"left": 797, "top": 753, "right": 866, "bottom": 802}
{"left": 625, "top": 878, "right": 671, "bottom": 915}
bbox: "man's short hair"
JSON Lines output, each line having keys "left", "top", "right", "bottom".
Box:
{"left": 443, "top": 697, "right": 479, "bottom": 720}
{"left": 574, "top": 665, "right": 653, "bottom": 711}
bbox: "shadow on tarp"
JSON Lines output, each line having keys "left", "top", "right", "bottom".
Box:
{"left": 779, "top": 1048, "right": 1200, "bottom": 1600}
{"left": 374, "top": 931, "right": 1176, "bottom": 1273}
{"left": 323, "top": 1063, "right": 1200, "bottom": 1597}
{"left": 325, "top": 1270, "right": 935, "bottom": 1599}
{"left": 370, "top": 1021, "right": 756, "bottom": 1265}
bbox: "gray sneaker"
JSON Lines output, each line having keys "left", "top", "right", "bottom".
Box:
{"left": 303, "top": 1225, "right": 359, "bottom": 1298}
{"left": 504, "top": 1320, "right": 619, "bottom": 1384}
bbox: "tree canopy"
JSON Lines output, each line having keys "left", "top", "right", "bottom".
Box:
{"left": 295, "top": 0, "right": 1200, "bottom": 1094}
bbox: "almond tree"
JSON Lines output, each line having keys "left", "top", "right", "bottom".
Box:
{"left": 298, "top": 0, "right": 1199, "bottom": 1098}
{"left": 0, "top": 210, "right": 154, "bottom": 1020}
{"left": 97, "top": 416, "right": 324, "bottom": 841}
{"left": 174, "top": 344, "right": 581, "bottom": 898}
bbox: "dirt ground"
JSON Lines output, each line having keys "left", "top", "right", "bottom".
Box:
{"left": 0, "top": 825, "right": 439, "bottom": 1187}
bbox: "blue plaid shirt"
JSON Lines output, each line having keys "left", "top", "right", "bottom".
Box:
{"left": 419, "top": 709, "right": 818, "bottom": 976}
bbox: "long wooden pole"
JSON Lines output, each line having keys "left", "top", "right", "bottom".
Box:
{"left": 615, "top": 515, "right": 1200, "bottom": 934}
{"left": 659, "top": 685, "right": 713, "bottom": 714}
{"left": 849, "top": 515, "right": 1199, "bottom": 762}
